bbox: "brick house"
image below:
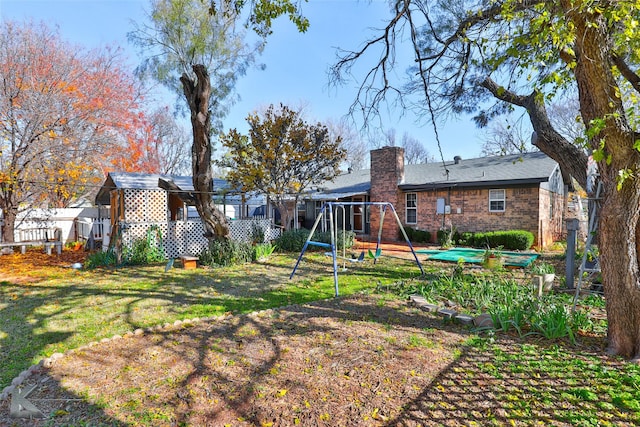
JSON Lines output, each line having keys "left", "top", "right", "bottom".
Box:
{"left": 303, "top": 146, "right": 568, "bottom": 248}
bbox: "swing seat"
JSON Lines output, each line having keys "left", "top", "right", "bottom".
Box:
{"left": 368, "top": 248, "right": 382, "bottom": 259}
{"left": 326, "top": 251, "right": 366, "bottom": 263}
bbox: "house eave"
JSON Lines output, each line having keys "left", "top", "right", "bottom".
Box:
{"left": 158, "top": 178, "right": 197, "bottom": 205}
{"left": 306, "top": 190, "right": 369, "bottom": 201}
{"left": 399, "top": 178, "right": 547, "bottom": 191}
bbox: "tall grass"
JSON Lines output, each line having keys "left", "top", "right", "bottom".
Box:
{"left": 386, "top": 271, "right": 604, "bottom": 343}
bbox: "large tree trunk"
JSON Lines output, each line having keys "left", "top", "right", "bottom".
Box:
{"left": 180, "top": 64, "right": 229, "bottom": 241}
{"left": 566, "top": 2, "right": 640, "bottom": 360}
{"left": 1, "top": 207, "right": 16, "bottom": 243}
{"left": 274, "top": 199, "right": 294, "bottom": 231}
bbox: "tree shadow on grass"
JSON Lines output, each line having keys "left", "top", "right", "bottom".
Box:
{"left": 0, "top": 376, "right": 128, "bottom": 426}
{"left": 14, "top": 294, "right": 472, "bottom": 426}
{"left": 0, "top": 255, "right": 412, "bottom": 391}
{"left": 3, "top": 288, "right": 633, "bottom": 426}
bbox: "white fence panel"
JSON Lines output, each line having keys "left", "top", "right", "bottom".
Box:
{"left": 76, "top": 217, "right": 111, "bottom": 250}
{"left": 6, "top": 208, "right": 109, "bottom": 244}
{"left": 117, "top": 218, "right": 281, "bottom": 259}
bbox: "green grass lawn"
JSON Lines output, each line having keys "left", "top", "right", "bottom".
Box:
{"left": 0, "top": 253, "right": 422, "bottom": 390}
{"left": 1, "top": 251, "right": 639, "bottom": 426}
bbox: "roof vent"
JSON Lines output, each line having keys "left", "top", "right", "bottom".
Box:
{"left": 453, "top": 156, "right": 462, "bottom": 164}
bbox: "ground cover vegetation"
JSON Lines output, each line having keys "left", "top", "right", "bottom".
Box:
{"left": 1, "top": 247, "right": 639, "bottom": 425}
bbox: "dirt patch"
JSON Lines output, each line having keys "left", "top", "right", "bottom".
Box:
{"left": 0, "top": 294, "right": 471, "bottom": 426}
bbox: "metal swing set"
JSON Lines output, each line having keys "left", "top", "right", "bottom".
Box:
{"left": 289, "top": 202, "right": 425, "bottom": 297}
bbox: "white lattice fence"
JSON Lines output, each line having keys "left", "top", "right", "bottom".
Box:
{"left": 124, "top": 189, "right": 166, "bottom": 222}
{"left": 119, "top": 218, "right": 281, "bottom": 259}
{"left": 228, "top": 218, "right": 281, "bottom": 243}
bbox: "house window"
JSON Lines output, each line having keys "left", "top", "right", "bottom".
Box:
{"left": 489, "top": 189, "right": 506, "bottom": 212}
{"left": 406, "top": 193, "right": 417, "bottom": 224}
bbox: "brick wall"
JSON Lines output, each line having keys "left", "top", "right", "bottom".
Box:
{"left": 395, "top": 186, "right": 561, "bottom": 247}
{"left": 370, "top": 146, "right": 404, "bottom": 241}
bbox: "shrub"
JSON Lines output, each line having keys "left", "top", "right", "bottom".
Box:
{"left": 85, "top": 249, "right": 117, "bottom": 268}
{"left": 199, "top": 239, "right": 253, "bottom": 267}
{"left": 316, "top": 230, "right": 355, "bottom": 250}
{"left": 469, "top": 230, "right": 534, "bottom": 250}
{"left": 123, "top": 226, "right": 165, "bottom": 265}
{"left": 457, "top": 232, "right": 474, "bottom": 246}
{"left": 437, "top": 227, "right": 455, "bottom": 248}
{"left": 250, "top": 222, "right": 265, "bottom": 244}
{"left": 275, "top": 228, "right": 355, "bottom": 253}
{"left": 402, "top": 226, "right": 432, "bottom": 243}
{"left": 275, "top": 229, "right": 311, "bottom": 252}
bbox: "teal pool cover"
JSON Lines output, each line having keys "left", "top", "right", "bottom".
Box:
{"left": 416, "top": 247, "right": 539, "bottom": 267}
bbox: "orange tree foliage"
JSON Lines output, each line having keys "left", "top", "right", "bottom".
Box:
{"left": 219, "top": 104, "right": 345, "bottom": 230}
{"left": 0, "top": 21, "right": 157, "bottom": 240}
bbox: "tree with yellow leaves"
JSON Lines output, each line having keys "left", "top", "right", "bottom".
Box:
{"left": 219, "top": 104, "right": 345, "bottom": 230}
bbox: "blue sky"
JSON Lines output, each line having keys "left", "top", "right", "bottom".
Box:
{"left": 0, "top": 0, "right": 484, "bottom": 161}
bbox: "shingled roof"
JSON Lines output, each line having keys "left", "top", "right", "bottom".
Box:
{"left": 401, "top": 151, "right": 560, "bottom": 190}
{"left": 94, "top": 172, "right": 231, "bottom": 205}
{"left": 312, "top": 151, "right": 560, "bottom": 200}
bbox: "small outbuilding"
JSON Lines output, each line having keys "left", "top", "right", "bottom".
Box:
{"left": 95, "top": 172, "right": 275, "bottom": 258}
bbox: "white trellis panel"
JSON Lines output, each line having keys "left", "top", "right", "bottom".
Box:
{"left": 119, "top": 217, "right": 280, "bottom": 259}
{"left": 124, "top": 189, "right": 166, "bottom": 223}
{"left": 228, "top": 218, "right": 279, "bottom": 243}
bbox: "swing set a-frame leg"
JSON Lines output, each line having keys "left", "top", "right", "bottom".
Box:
{"left": 389, "top": 204, "right": 425, "bottom": 275}
{"left": 289, "top": 202, "right": 340, "bottom": 297}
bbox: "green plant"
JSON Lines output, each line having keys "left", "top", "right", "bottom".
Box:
{"left": 316, "top": 229, "right": 355, "bottom": 250}
{"left": 85, "top": 249, "right": 117, "bottom": 268}
{"left": 483, "top": 246, "right": 503, "bottom": 261}
{"left": 452, "top": 257, "right": 465, "bottom": 279}
{"left": 530, "top": 262, "right": 555, "bottom": 275}
{"left": 587, "top": 246, "right": 600, "bottom": 262}
{"left": 456, "top": 231, "right": 474, "bottom": 246}
{"left": 401, "top": 226, "right": 432, "bottom": 243}
{"left": 437, "top": 227, "right": 455, "bottom": 248}
{"left": 483, "top": 246, "right": 503, "bottom": 269}
{"left": 250, "top": 222, "right": 266, "bottom": 244}
{"left": 253, "top": 242, "right": 276, "bottom": 261}
{"left": 274, "top": 229, "right": 311, "bottom": 252}
{"left": 529, "top": 303, "right": 575, "bottom": 343}
{"left": 122, "top": 226, "right": 165, "bottom": 265}
{"left": 468, "top": 230, "right": 534, "bottom": 250}
{"left": 199, "top": 239, "right": 253, "bottom": 267}
{"left": 274, "top": 228, "right": 355, "bottom": 253}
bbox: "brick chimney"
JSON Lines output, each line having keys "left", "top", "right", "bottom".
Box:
{"left": 369, "top": 146, "right": 405, "bottom": 241}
